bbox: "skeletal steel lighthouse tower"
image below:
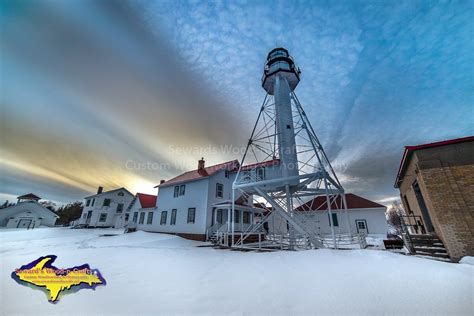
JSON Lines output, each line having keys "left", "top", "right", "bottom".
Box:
{"left": 230, "top": 48, "right": 361, "bottom": 250}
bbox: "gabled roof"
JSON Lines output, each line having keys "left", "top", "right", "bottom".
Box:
{"left": 394, "top": 136, "right": 474, "bottom": 188}
{"left": 158, "top": 160, "right": 239, "bottom": 188}
{"left": 296, "top": 193, "right": 385, "bottom": 212}
{"left": 84, "top": 187, "right": 134, "bottom": 199}
{"left": 137, "top": 193, "right": 157, "bottom": 208}
{"left": 240, "top": 159, "right": 280, "bottom": 171}
{"left": 17, "top": 193, "right": 41, "bottom": 200}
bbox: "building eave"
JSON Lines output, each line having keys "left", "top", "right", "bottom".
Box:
{"left": 157, "top": 176, "right": 209, "bottom": 189}
{"left": 84, "top": 187, "right": 134, "bottom": 199}
{"left": 394, "top": 136, "right": 474, "bottom": 188}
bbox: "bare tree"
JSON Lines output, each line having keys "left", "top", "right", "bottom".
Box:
{"left": 386, "top": 201, "right": 405, "bottom": 236}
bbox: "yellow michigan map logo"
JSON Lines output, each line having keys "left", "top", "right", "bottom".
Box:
{"left": 11, "top": 255, "right": 106, "bottom": 303}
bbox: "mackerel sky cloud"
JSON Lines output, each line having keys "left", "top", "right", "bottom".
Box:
{"left": 1, "top": 0, "right": 473, "bottom": 204}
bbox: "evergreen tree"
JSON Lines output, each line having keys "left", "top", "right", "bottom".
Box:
{"left": 55, "top": 201, "right": 83, "bottom": 226}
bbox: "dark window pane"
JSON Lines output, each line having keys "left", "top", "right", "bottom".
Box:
{"left": 174, "top": 186, "right": 179, "bottom": 198}
{"left": 187, "top": 208, "right": 195, "bottom": 223}
{"left": 147, "top": 212, "right": 154, "bottom": 224}
{"left": 171, "top": 209, "right": 177, "bottom": 225}
{"left": 328, "top": 213, "right": 338, "bottom": 227}
{"left": 243, "top": 212, "right": 250, "bottom": 224}
{"left": 160, "top": 211, "right": 167, "bottom": 225}
{"left": 99, "top": 213, "right": 107, "bottom": 222}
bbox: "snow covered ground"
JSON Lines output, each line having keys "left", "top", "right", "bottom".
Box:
{"left": 0, "top": 228, "right": 472, "bottom": 315}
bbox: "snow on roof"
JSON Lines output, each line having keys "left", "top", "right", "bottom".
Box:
{"left": 84, "top": 187, "right": 133, "bottom": 199}
{"left": 158, "top": 158, "right": 282, "bottom": 188}
{"left": 2, "top": 201, "right": 59, "bottom": 218}
{"left": 158, "top": 160, "right": 239, "bottom": 188}
{"left": 296, "top": 193, "right": 385, "bottom": 212}
{"left": 137, "top": 193, "right": 157, "bottom": 208}
{"left": 394, "top": 136, "right": 474, "bottom": 188}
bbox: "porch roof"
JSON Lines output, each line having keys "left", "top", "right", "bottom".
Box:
{"left": 212, "top": 200, "right": 266, "bottom": 212}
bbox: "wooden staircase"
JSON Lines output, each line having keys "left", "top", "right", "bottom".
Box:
{"left": 409, "top": 235, "right": 450, "bottom": 261}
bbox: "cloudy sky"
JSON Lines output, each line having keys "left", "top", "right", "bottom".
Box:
{"left": 1, "top": 0, "right": 473, "bottom": 205}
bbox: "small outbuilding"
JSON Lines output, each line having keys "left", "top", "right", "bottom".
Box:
{"left": 0, "top": 194, "right": 59, "bottom": 228}
{"left": 296, "top": 193, "right": 388, "bottom": 236}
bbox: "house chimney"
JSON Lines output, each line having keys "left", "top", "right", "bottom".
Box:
{"left": 160, "top": 180, "right": 165, "bottom": 185}
{"left": 97, "top": 186, "right": 103, "bottom": 194}
{"left": 198, "top": 157, "right": 205, "bottom": 171}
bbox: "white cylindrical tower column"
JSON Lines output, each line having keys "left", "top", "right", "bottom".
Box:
{"left": 262, "top": 48, "right": 301, "bottom": 184}
{"left": 274, "top": 75, "right": 299, "bottom": 179}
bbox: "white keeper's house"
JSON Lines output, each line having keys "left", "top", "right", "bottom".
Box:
{"left": 0, "top": 193, "right": 59, "bottom": 229}
{"left": 78, "top": 187, "right": 134, "bottom": 228}
{"left": 127, "top": 158, "right": 277, "bottom": 240}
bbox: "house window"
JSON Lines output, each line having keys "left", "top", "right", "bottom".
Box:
{"left": 125, "top": 213, "right": 129, "bottom": 221}
{"left": 139, "top": 212, "right": 145, "bottom": 224}
{"left": 225, "top": 170, "right": 229, "bottom": 178}
{"left": 187, "top": 208, "right": 196, "bottom": 223}
{"left": 328, "top": 213, "right": 339, "bottom": 226}
{"left": 243, "top": 211, "right": 250, "bottom": 224}
{"left": 234, "top": 209, "right": 240, "bottom": 223}
{"left": 216, "top": 183, "right": 224, "bottom": 198}
{"left": 132, "top": 212, "right": 138, "bottom": 223}
{"left": 217, "top": 209, "right": 223, "bottom": 223}
{"left": 173, "top": 185, "right": 186, "bottom": 197}
{"left": 118, "top": 191, "right": 124, "bottom": 196}
{"left": 171, "top": 209, "right": 177, "bottom": 225}
{"left": 103, "top": 199, "right": 111, "bottom": 207}
{"left": 99, "top": 213, "right": 107, "bottom": 222}
{"left": 160, "top": 211, "right": 167, "bottom": 225}
{"left": 86, "top": 199, "right": 90, "bottom": 207}
{"left": 116, "top": 203, "right": 124, "bottom": 213}
{"left": 174, "top": 186, "right": 179, "bottom": 198}
{"left": 91, "top": 198, "right": 95, "bottom": 206}
{"left": 147, "top": 212, "right": 154, "bottom": 224}
{"left": 257, "top": 167, "right": 265, "bottom": 180}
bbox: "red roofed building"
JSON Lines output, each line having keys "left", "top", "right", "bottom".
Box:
{"left": 125, "top": 193, "right": 158, "bottom": 230}
{"left": 394, "top": 136, "right": 474, "bottom": 261}
{"left": 129, "top": 158, "right": 281, "bottom": 241}
{"left": 295, "top": 193, "right": 388, "bottom": 235}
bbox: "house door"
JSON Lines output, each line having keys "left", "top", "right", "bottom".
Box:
{"left": 86, "top": 211, "right": 93, "bottom": 225}
{"left": 355, "top": 220, "right": 368, "bottom": 235}
{"left": 17, "top": 219, "right": 32, "bottom": 229}
{"left": 412, "top": 181, "right": 434, "bottom": 233}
